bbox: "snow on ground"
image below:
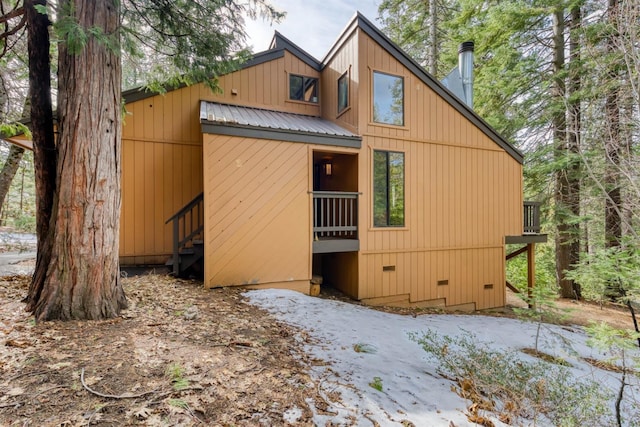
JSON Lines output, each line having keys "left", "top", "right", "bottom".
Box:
{"left": 246, "top": 289, "right": 640, "bottom": 426}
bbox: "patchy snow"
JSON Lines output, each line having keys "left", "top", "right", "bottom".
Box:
{"left": 246, "top": 289, "right": 640, "bottom": 426}
{"left": 283, "top": 406, "right": 303, "bottom": 423}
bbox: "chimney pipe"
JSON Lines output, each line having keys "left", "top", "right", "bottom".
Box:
{"left": 458, "top": 41, "right": 474, "bottom": 109}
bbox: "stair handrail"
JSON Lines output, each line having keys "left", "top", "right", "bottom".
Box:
{"left": 166, "top": 192, "right": 204, "bottom": 275}
{"left": 165, "top": 192, "right": 204, "bottom": 224}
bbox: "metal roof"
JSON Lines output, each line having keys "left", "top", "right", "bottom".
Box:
{"left": 200, "top": 101, "right": 361, "bottom": 148}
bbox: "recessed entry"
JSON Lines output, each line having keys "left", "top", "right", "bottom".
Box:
{"left": 437, "top": 279, "right": 449, "bottom": 286}
{"left": 383, "top": 265, "right": 396, "bottom": 272}
{"left": 484, "top": 283, "right": 494, "bottom": 290}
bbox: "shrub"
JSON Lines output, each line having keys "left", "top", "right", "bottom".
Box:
{"left": 410, "top": 329, "right": 613, "bottom": 426}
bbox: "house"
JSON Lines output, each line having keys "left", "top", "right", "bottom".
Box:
{"left": 6, "top": 13, "right": 545, "bottom": 310}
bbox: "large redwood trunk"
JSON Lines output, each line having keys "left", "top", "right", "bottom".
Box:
{"left": 27, "top": 0, "right": 126, "bottom": 320}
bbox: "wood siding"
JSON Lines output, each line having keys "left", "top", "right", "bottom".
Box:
{"left": 204, "top": 51, "right": 320, "bottom": 115}
{"left": 352, "top": 32, "right": 522, "bottom": 309}
{"left": 120, "top": 52, "right": 322, "bottom": 264}
{"left": 202, "top": 134, "right": 311, "bottom": 288}
{"left": 121, "top": 25, "right": 524, "bottom": 310}
{"left": 120, "top": 139, "right": 202, "bottom": 264}
{"left": 321, "top": 31, "right": 359, "bottom": 134}
{"left": 121, "top": 88, "right": 204, "bottom": 264}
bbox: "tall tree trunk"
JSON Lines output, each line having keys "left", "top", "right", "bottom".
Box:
{"left": 604, "top": 0, "right": 624, "bottom": 299}
{"left": 564, "top": 4, "right": 582, "bottom": 299}
{"left": 23, "top": 0, "right": 57, "bottom": 311}
{"left": 0, "top": 144, "right": 25, "bottom": 218}
{"left": 604, "top": 0, "right": 622, "bottom": 252}
{"left": 27, "top": 0, "right": 126, "bottom": 321}
{"left": 553, "top": 7, "right": 577, "bottom": 299}
{"left": 428, "top": 0, "right": 437, "bottom": 76}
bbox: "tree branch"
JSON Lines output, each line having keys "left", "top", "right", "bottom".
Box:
{"left": 80, "top": 368, "right": 158, "bottom": 399}
{"left": 0, "top": 5, "right": 24, "bottom": 26}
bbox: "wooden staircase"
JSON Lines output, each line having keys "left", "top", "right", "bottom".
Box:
{"left": 165, "top": 193, "right": 204, "bottom": 278}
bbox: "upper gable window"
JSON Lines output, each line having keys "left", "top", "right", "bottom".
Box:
{"left": 290, "top": 74, "right": 319, "bottom": 103}
{"left": 338, "top": 71, "right": 349, "bottom": 114}
{"left": 373, "top": 71, "right": 404, "bottom": 126}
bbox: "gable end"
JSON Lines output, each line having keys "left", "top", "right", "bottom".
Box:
{"left": 332, "top": 13, "right": 524, "bottom": 164}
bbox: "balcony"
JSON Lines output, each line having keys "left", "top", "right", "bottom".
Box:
{"left": 506, "top": 201, "right": 547, "bottom": 244}
{"left": 312, "top": 191, "right": 359, "bottom": 253}
{"left": 523, "top": 201, "right": 541, "bottom": 234}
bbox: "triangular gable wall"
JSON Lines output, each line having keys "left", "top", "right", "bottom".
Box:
{"left": 323, "top": 12, "right": 522, "bottom": 164}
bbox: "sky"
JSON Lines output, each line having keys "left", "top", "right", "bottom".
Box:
{"left": 244, "top": 0, "right": 381, "bottom": 60}
{"left": 247, "top": 288, "right": 640, "bottom": 426}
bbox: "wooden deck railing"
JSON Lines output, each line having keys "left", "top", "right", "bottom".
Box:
{"left": 523, "top": 201, "right": 541, "bottom": 234}
{"left": 165, "top": 192, "right": 204, "bottom": 275}
{"left": 313, "top": 191, "right": 358, "bottom": 239}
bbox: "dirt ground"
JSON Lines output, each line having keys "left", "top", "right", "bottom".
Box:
{"left": 0, "top": 271, "right": 327, "bottom": 426}
{"left": 1, "top": 264, "right": 637, "bottom": 426}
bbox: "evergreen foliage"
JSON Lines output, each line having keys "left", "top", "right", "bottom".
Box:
{"left": 119, "top": 0, "right": 284, "bottom": 91}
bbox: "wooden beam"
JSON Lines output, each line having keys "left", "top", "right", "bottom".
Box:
{"left": 527, "top": 242, "right": 536, "bottom": 308}
{"left": 505, "top": 280, "right": 520, "bottom": 293}
{"left": 506, "top": 245, "right": 528, "bottom": 260}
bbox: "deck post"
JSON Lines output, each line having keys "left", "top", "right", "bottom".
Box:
{"left": 527, "top": 242, "right": 535, "bottom": 308}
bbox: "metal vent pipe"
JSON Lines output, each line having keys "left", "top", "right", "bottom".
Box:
{"left": 458, "top": 41, "right": 474, "bottom": 109}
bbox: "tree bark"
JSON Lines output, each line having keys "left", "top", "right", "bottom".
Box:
{"left": 553, "top": 7, "right": 578, "bottom": 299}
{"left": 27, "top": 0, "right": 126, "bottom": 320}
{"left": 563, "top": 4, "right": 582, "bottom": 299}
{"left": 428, "top": 0, "right": 437, "bottom": 76}
{"left": 604, "top": 0, "right": 624, "bottom": 299}
{"left": 0, "top": 143, "right": 25, "bottom": 218}
{"left": 604, "top": 0, "right": 622, "bottom": 250}
{"left": 23, "top": 0, "right": 57, "bottom": 312}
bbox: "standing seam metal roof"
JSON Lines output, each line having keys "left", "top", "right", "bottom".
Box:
{"left": 199, "top": 101, "right": 359, "bottom": 138}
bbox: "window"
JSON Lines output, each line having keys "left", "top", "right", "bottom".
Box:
{"left": 372, "top": 71, "right": 404, "bottom": 126}
{"left": 290, "top": 74, "right": 318, "bottom": 103}
{"left": 373, "top": 150, "right": 404, "bottom": 227}
{"left": 338, "top": 71, "right": 349, "bottom": 113}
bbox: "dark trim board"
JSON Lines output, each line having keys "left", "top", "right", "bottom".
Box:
{"left": 505, "top": 234, "right": 548, "bottom": 244}
{"left": 270, "top": 31, "right": 322, "bottom": 71}
{"left": 313, "top": 239, "right": 360, "bottom": 254}
{"left": 202, "top": 122, "right": 362, "bottom": 148}
{"left": 239, "top": 49, "right": 286, "bottom": 69}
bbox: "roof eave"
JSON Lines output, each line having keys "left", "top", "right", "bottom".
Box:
{"left": 201, "top": 121, "right": 361, "bottom": 149}
{"left": 271, "top": 31, "right": 322, "bottom": 71}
